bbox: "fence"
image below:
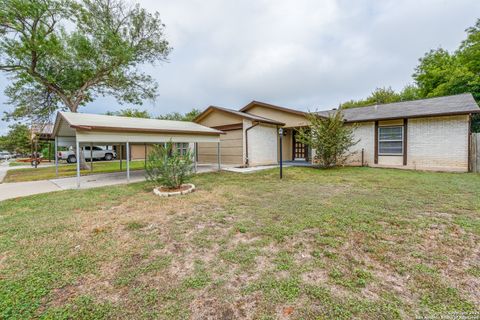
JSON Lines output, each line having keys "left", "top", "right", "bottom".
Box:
{"left": 471, "top": 133, "right": 480, "bottom": 173}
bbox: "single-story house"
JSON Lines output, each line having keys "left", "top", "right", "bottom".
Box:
{"left": 194, "top": 93, "right": 480, "bottom": 172}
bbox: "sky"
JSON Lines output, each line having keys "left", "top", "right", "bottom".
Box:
{"left": 1, "top": 0, "right": 480, "bottom": 134}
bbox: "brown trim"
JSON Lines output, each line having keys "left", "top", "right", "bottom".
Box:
{"left": 212, "top": 123, "right": 243, "bottom": 131}
{"left": 468, "top": 113, "right": 472, "bottom": 172}
{"left": 403, "top": 118, "right": 408, "bottom": 166}
{"left": 70, "top": 125, "right": 93, "bottom": 130}
{"left": 344, "top": 110, "right": 480, "bottom": 124}
{"left": 374, "top": 121, "right": 379, "bottom": 164}
{"left": 240, "top": 100, "right": 307, "bottom": 116}
{"left": 72, "top": 125, "right": 224, "bottom": 136}
{"left": 292, "top": 129, "right": 295, "bottom": 160}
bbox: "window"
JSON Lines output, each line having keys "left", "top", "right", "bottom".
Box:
{"left": 378, "top": 126, "right": 403, "bottom": 155}
{"left": 175, "top": 143, "right": 189, "bottom": 156}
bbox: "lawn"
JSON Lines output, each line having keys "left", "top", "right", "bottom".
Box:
{"left": 0, "top": 167, "right": 479, "bottom": 319}
{"left": 3, "top": 160, "right": 146, "bottom": 183}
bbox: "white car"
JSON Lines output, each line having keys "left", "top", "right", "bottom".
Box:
{"left": 0, "top": 151, "right": 12, "bottom": 160}
{"left": 58, "top": 146, "right": 117, "bottom": 163}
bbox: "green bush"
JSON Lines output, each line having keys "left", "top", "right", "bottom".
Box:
{"left": 145, "top": 142, "right": 194, "bottom": 189}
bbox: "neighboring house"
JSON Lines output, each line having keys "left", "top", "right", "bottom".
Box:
{"left": 194, "top": 93, "right": 480, "bottom": 172}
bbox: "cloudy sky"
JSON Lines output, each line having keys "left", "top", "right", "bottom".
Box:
{"left": 1, "top": 0, "right": 479, "bottom": 134}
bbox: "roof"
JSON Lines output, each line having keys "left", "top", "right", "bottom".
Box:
{"left": 316, "top": 93, "right": 480, "bottom": 122}
{"left": 240, "top": 100, "right": 307, "bottom": 116}
{"left": 53, "top": 112, "right": 223, "bottom": 136}
{"left": 193, "top": 105, "right": 285, "bottom": 125}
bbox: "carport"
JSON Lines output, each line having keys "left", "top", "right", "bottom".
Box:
{"left": 51, "top": 112, "right": 223, "bottom": 188}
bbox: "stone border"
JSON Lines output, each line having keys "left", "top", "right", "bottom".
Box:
{"left": 153, "top": 183, "right": 195, "bottom": 197}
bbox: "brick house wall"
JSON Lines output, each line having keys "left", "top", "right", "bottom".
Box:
{"left": 345, "top": 115, "right": 469, "bottom": 172}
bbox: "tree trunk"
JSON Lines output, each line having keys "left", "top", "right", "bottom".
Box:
{"left": 74, "top": 143, "right": 91, "bottom": 170}
{"left": 67, "top": 102, "right": 91, "bottom": 170}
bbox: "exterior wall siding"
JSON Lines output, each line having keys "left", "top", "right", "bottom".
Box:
{"left": 407, "top": 115, "right": 469, "bottom": 171}
{"left": 198, "top": 129, "right": 243, "bottom": 165}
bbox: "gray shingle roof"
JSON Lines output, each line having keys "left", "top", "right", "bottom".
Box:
{"left": 316, "top": 93, "right": 480, "bottom": 122}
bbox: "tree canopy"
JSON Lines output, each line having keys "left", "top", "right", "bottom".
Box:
{"left": 104, "top": 108, "right": 202, "bottom": 122}
{"left": 157, "top": 109, "right": 201, "bottom": 122}
{"left": 0, "top": 123, "right": 31, "bottom": 154}
{"left": 340, "top": 18, "right": 480, "bottom": 131}
{"left": 0, "top": 0, "right": 171, "bottom": 122}
{"left": 105, "top": 108, "right": 151, "bottom": 118}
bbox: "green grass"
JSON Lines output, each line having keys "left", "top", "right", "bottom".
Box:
{"left": 3, "top": 160, "right": 146, "bottom": 182}
{"left": 0, "top": 167, "right": 479, "bottom": 319}
{"left": 8, "top": 161, "right": 30, "bottom": 167}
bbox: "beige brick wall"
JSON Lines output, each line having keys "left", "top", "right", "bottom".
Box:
{"left": 346, "top": 122, "right": 375, "bottom": 166}
{"left": 407, "top": 115, "right": 469, "bottom": 171}
{"left": 345, "top": 115, "right": 469, "bottom": 172}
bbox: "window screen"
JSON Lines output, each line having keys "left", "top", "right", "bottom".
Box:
{"left": 378, "top": 126, "right": 403, "bottom": 155}
{"left": 175, "top": 143, "right": 189, "bottom": 156}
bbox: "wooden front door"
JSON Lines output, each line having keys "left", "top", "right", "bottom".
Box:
{"left": 293, "top": 130, "right": 308, "bottom": 160}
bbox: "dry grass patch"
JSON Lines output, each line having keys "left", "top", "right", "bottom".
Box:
{"left": 0, "top": 167, "right": 479, "bottom": 319}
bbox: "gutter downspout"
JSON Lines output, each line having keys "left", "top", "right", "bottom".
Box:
{"left": 245, "top": 121, "right": 260, "bottom": 167}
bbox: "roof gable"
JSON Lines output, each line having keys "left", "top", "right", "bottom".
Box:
{"left": 193, "top": 105, "right": 285, "bottom": 125}
{"left": 240, "top": 101, "right": 307, "bottom": 116}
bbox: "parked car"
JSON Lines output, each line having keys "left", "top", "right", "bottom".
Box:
{"left": 0, "top": 151, "right": 12, "bottom": 160}
{"left": 58, "top": 146, "right": 117, "bottom": 163}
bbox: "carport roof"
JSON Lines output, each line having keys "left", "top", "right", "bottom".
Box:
{"left": 53, "top": 112, "right": 224, "bottom": 136}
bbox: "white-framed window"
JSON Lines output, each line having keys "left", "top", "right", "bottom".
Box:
{"left": 378, "top": 126, "right": 403, "bottom": 155}
{"left": 175, "top": 143, "right": 189, "bottom": 156}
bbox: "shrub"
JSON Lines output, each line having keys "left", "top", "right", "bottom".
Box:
{"left": 296, "top": 110, "right": 358, "bottom": 168}
{"left": 145, "top": 142, "right": 194, "bottom": 189}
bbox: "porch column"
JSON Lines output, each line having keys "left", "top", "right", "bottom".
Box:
{"left": 76, "top": 140, "right": 81, "bottom": 189}
{"left": 54, "top": 136, "right": 58, "bottom": 178}
{"left": 126, "top": 142, "right": 130, "bottom": 183}
{"left": 217, "top": 142, "right": 221, "bottom": 171}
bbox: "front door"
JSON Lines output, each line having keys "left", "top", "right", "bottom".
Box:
{"left": 293, "top": 130, "right": 308, "bottom": 161}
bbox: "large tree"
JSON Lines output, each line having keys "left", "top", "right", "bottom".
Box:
{"left": 0, "top": 0, "right": 170, "bottom": 167}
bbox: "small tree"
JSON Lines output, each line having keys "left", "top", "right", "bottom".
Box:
{"left": 297, "top": 110, "right": 358, "bottom": 168}
{"left": 145, "top": 142, "right": 194, "bottom": 189}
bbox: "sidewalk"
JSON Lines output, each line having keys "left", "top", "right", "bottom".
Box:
{"left": 0, "top": 164, "right": 221, "bottom": 202}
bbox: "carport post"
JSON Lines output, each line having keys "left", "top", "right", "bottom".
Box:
{"left": 144, "top": 143, "right": 147, "bottom": 169}
{"left": 54, "top": 136, "right": 58, "bottom": 178}
{"left": 217, "top": 142, "right": 221, "bottom": 171}
{"left": 90, "top": 142, "right": 93, "bottom": 172}
{"left": 76, "top": 140, "right": 81, "bottom": 189}
{"left": 119, "top": 144, "right": 122, "bottom": 171}
{"left": 126, "top": 142, "right": 130, "bottom": 183}
{"left": 193, "top": 142, "right": 197, "bottom": 173}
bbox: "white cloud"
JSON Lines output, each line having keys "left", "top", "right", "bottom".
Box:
{"left": 1, "top": 0, "right": 479, "bottom": 134}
